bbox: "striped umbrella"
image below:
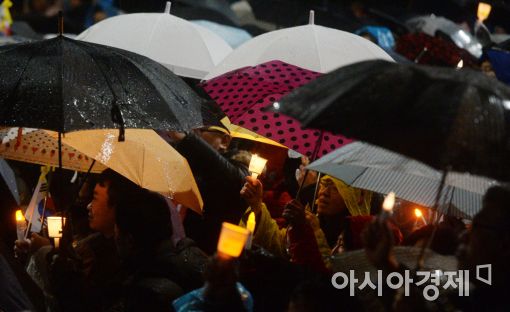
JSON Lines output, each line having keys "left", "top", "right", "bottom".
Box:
{"left": 307, "top": 142, "right": 497, "bottom": 219}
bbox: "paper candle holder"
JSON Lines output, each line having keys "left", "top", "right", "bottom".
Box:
{"left": 217, "top": 222, "right": 250, "bottom": 258}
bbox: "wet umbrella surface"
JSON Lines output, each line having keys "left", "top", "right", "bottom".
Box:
{"left": 0, "top": 36, "right": 203, "bottom": 134}
{"left": 273, "top": 60, "right": 510, "bottom": 181}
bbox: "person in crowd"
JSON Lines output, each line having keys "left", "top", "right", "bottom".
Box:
{"left": 363, "top": 184, "right": 510, "bottom": 311}
{"left": 163, "top": 120, "right": 249, "bottom": 254}
{"left": 173, "top": 255, "right": 253, "bottom": 312}
{"left": 316, "top": 175, "right": 373, "bottom": 248}
{"left": 112, "top": 188, "right": 207, "bottom": 311}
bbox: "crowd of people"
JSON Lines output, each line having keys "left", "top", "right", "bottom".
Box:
{"left": 0, "top": 120, "right": 508, "bottom": 312}
{"left": 0, "top": 1, "right": 509, "bottom": 312}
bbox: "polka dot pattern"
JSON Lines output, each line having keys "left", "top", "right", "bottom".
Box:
{"left": 202, "top": 60, "right": 352, "bottom": 158}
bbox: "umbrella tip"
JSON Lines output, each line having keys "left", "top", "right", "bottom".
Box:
{"left": 165, "top": 1, "right": 172, "bottom": 14}
{"left": 309, "top": 10, "right": 315, "bottom": 25}
{"left": 58, "top": 10, "right": 64, "bottom": 36}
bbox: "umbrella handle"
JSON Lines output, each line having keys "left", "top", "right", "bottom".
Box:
{"left": 111, "top": 104, "right": 125, "bottom": 142}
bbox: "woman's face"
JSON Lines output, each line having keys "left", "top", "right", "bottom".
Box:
{"left": 317, "top": 180, "right": 346, "bottom": 216}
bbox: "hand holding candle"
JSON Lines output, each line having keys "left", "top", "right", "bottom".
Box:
{"left": 248, "top": 154, "right": 267, "bottom": 179}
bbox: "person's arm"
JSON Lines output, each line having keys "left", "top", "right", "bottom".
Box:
{"left": 240, "top": 177, "right": 286, "bottom": 258}
{"left": 175, "top": 133, "right": 247, "bottom": 186}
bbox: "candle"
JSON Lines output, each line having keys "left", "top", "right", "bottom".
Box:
{"left": 217, "top": 222, "right": 250, "bottom": 258}
{"left": 249, "top": 154, "right": 267, "bottom": 179}
{"left": 477, "top": 2, "right": 491, "bottom": 22}
{"left": 15, "top": 210, "right": 27, "bottom": 241}
{"left": 47, "top": 216, "right": 66, "bottom": 248}
{"left": 245, "top": 212, "right": 256, "bottom": 249}
{"left": 380, "top": 192, "right": 395, "bottom": 221}
{"left": 414, "top": 208, "right": 427, "bottom": 225}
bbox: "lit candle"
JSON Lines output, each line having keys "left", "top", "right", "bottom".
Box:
{"left": 380, "top": 192, "right": 395, "bottom": 221}
{"left": 414, "top": 208, "right": 427, "bottom": 225}
{"left": 477, "top": 2, "right": 492, "bottom": 22}
{"left": 47, "top": 216, "right": 66, "bottom": 248}
{"left": 249, "top": 154, "right": 267, "bottom": 179}
{"left": 217, "top": 222, "right": 250, "bottom": 259}
{"left": 245, "top": 212, "right": 256, "bottom": 249}
{"left": 456, "top": 60, "right": 463, "bottom": 69}
{"left": 15, "top": 210, "right": 27, "bottom": 241}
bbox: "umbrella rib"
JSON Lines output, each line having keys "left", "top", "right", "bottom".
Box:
{"left": 349, "top": 166, "right": 369, "bottom": 185}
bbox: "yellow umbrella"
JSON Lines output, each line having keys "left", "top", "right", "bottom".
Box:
{"left": 62, "top": 129, "right": 203, "bottom": 214}
{"left": 220, "top": 117, "right": 287, "bottom": 148}
{"left": 0, "top": 127, "right": 202, "bottom": 213}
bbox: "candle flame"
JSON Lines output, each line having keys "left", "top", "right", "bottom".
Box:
{"left": 382, "top": 192, "right": 395, "bottom": 212}
{"left": 247, "top": 212, "right": 256, "bottom": 233}
{"left": 456, "top": 60, "right": 464, "bottom": 68}
{"left": 15, "top": 210, "right": 24, "bottom": 221}
{"left": 414, "top": 208, "right": 423, "bottom": 218}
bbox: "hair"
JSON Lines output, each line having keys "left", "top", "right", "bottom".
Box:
{"left": 115, "top": 188, "right": 173, "bottom": 249}
{"left": 481, "top": 184, "right": 510, "bottom": 235}
{"left": 96, "top": 169, "right": 139, "bottom": 209}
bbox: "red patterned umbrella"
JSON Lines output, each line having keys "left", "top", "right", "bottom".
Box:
{"left": 396, "top": 33, "right": 478, "bottom": 68}
{"left": 201, "top": 60, "right": 352, "bottom": 158}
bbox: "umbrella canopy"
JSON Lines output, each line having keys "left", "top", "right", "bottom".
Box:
{"left": 77, "top": 7, "right": 233, "bottom": 79}
{"left": 308, "top": 142, "right": 497, "bottom": 218}
{"left": 273, "top": 60, "right": 510, "bottom": 182}
{"left": 396, "top": 33, "right": 478, "bottom": 68}
{"left": 204, "top": 11, "right": 394, "bottom": 79}
{"left": 406, "top": 15, "right": 483, "bottom": 59}
{"left": 0, "top": 127, "right": 104, "bottom": 172}
{"left": 0, "top": 158, "right": 20, "bottom": 204}
{"left": 0, "top": 128, "right": 203, "bottom": 212}
{"left": 191, "top": 20, "right": 252, "bottom": 48}
{"left": 202, "top": 60, "right": 352, "bottom": 158}
{"left": 63, "top": 129, "right": 203, "bottom": 213}
{"left": 0, "top": 36, "right": 203, "bottom": 133}
{"left": 220, "top": 117, "right": 286, "bottom": 148}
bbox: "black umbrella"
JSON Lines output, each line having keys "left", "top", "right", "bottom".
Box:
{"left": 0, "top": 36, "right": 203, "bottom": 136}
{"left": 272, "top": 60, "right": 510, "bottom": 182}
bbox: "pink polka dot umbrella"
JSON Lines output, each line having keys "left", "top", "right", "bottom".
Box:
{"left": 201, "top": 60, "right": 352, "bottom": 158}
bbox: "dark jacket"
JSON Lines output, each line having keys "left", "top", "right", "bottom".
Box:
{"left": 109, "top": 239, "right": 207, "bottom": 312}
{"left": 176, "top": 133, "right": 249, "bottom": 254}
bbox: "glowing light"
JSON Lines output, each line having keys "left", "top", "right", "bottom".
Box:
{"left": 477, "top": 2, "right": 492, "bottom": 22}
{"left": 382, "top": 192, "right": 395, "bottom": 213}
{"left": 247, "top": 212, "right": 256, "bottom": 233}
{"left": 414, "top": 208, "right": 423, "bottom": 218}
{"left": 15, "top": 209, "right": 24, "bottom": 221}
{"left": 249, "top": 154, "right": 267, "bottom": 179}
{"left": 217, "top": 222, "right": 250, "bottom": 258}
{"left": 456, "top": 60, "right": 464, "bottom": 68}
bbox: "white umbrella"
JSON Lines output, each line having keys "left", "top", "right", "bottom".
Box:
{"left": 307, "top": 142, "right": 497, "bottom": 219}
{"left": 204, "top": 10, "right": 394, "bottom": 80}
{"left": 76, "top": 2, "right": 232, "bottom": 79}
